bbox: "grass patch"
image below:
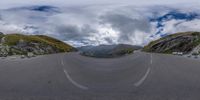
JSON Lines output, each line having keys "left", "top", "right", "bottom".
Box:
{"left": 3, "top": 34, "right": 75, "bottom": 53}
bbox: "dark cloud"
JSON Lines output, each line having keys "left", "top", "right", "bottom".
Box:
{"left": 100, "top": 13, "right": 151, "bottom": 42}
{"left": 56, "top": 24, "right": 97, "bottom": 41}
{"left": 104, "top": 37, "right": 115, "bottom": 44}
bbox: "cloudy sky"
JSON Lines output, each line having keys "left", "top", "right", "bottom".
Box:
{"left": 0, "top": 0, "right": 200, "bottom": 47}
{"left": 0, "top": 0, "right": 199, "bottom": 8}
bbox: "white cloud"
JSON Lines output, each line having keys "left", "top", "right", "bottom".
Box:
{"left": 0, "top": 0, "right": 200, "bottom": 9}
{"left": 0, "top": 3, "right": 200, "bottom": 47}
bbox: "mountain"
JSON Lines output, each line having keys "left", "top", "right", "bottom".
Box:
{"left": 143, "top": 32, "right": 200, "bottom": 54}
{"left": 79, "top": 44, "right": 142, "bottom": 58}
{"left": 0, "top": 33, "right": 76, "bottom": 57}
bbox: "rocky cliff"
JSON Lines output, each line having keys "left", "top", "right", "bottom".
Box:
{"left": 143, "top": 32, "right": 200, "bottom": 54}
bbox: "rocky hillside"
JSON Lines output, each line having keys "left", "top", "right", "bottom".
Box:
{"left": 143, "top": 32, "right": 200, "bottom": 54}
{"left": 79, "top": 44, "right": 142, "bottom": 58}
{"left": 0, "top": 33, "right": 76, "bottom": 57}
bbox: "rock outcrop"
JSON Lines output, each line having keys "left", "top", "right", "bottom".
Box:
{"left": 143, "top": 32, "right": 200, "bottom": 54}
{"left": 0, "top": 33, "right": 76, "bottom": 57}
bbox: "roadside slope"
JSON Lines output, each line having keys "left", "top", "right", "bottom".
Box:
{"left": 143, "top": 32, "right": 200, "bottom": 54}
{"left": 0, "top": 33, "right": 76, "bottom": 56}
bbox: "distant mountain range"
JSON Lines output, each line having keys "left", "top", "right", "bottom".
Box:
{"left": 78, "top": 44, "right": 142, "bottom": 58}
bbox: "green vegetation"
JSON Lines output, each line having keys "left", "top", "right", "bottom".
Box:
{"left": 192, "top": 52, "right": 199, "bottom": 56}
{"left": 0, "top": 33, "right": 4, "bottom": 39}
{"left": 143, "top": 32, "right": 200, "bottom": 54}
{"left": 117, "top": 48, "right": 134, "bottom": 55}
{"left": 3, "top": 34, "right": 75, "bottom": 52}
{"left": 0, "top": 33, "right": 76, "bottom": 57}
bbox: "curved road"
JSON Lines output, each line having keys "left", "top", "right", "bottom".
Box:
{"left": 0, "top": 52, "right": 200, "bottom": 100}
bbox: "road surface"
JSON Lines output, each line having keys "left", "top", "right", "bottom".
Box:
{"left": 0, "top": 52, "right": 200, "bottom": 100}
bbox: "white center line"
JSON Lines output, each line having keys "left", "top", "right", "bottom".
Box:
{"left": 63, "top": 69, "right": 89, "bottom": 90}
{"left": 134, "top": 67, "right": 151, "bottom": 87}
{"left": 134, "top": 54, "right": 152, "bottom": 87}
{"left": 150, "top": 54, "right": 153, "bottom": 64}
{"left": 61, "top": 57, "right": 89, "bottom": 90}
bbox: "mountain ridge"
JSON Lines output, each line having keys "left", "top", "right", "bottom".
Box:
{"left": 79, "top": 44, "right": 142, "bottom": 58}
{"left": 143, "top": 31, "right": 200, "bottom": 55}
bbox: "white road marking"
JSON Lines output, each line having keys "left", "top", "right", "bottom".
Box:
{"left": 61, "top": 60, "right": 65, "bottom": 66}
{"left": 134, "top": 54, "right": 152, "bottom": 87}
{"left": 134, "top": 67, "right": 151, "bottom": 87}
{"left": 63, "top": 69, "right": 89, "bottom": 90}
{"left": 61, "top": 58, "right": 89, "bottom": 90}
{"left": 150, "top": 54, "right": 153, "bottom": 64}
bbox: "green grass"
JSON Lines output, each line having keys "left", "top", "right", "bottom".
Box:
{"left": 35, "top": 35, "right": 75, "bottom": 52}
{"left": 0, "top": 34, "right": 4, "bottom": 40}
{"left": 3, "top": 34, "right": 75, "bottom": 52}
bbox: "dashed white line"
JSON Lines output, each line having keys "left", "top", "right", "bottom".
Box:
{"left": 134, "top": 54, "right": 153, "bottom": 87}
{"left": 150, "top": 54, "right": 153, "bottom": 64}
{"left": 61, "top": 58, "right": 89, "bottom": 90}
{"left": 61, "top": 59, "right": 65, "bottom": 66}
{"left": 63, "top": 69, "right": 89, "bottom": 90}
{"left": 134, "top": 67, "right": 151, "bottom": 87}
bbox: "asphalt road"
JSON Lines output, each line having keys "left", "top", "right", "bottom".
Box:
{"left": 0, "top": 52, "right": 200, "bottom": 100}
